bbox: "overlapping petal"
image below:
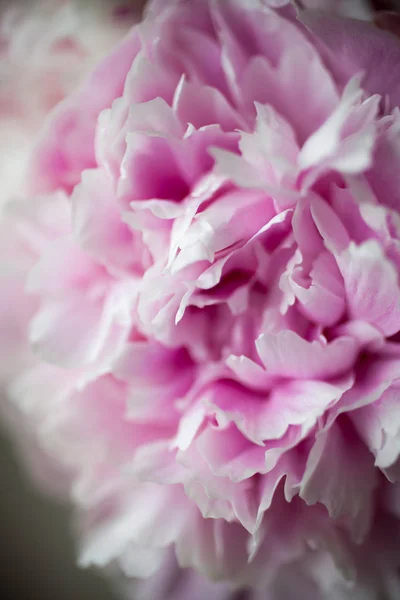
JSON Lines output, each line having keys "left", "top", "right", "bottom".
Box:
{"left": 2, "top": 1, "right": 400, "bottom": 599}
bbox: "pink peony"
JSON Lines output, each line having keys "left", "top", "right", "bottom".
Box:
{"left": 2, "top": 0, "right": 400, "bottom": 598}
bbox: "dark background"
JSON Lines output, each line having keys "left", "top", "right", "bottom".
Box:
{"left": 0, "top": 432, "right": 119, "bottom": 600}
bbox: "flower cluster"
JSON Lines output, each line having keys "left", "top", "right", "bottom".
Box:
{"left": 2, "top": 1, "right": 400, "bottom": 599}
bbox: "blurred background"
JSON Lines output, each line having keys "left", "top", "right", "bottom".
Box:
{"left": 0, "top": 431, "right": 119, "bottom": 600}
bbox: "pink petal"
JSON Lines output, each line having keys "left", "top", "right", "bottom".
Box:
{"left": 338, "top": 240, "right": 400, "bottom": 336}
{"left": 351, "top": 385, "right": 400, "bottom": 470}
{"left": 299, "top": 77, "right": 379, "bottom": 188}
{"left": 256, "top": 330, "right": 358, "bottom": 379}
{"left": 29, "top": 30, "right": 141, "bottom": 194}
{"left": 310, "top": 195, "right": 350, "bottom": 255}
{"left": 71, "top": 168, "right": 141, "bottom": 273}
{"left": 299, "top": 420, "right": 376, "bottom": 542}
{"left": 80, "top": 485, "right": 191, "bottom": 566}
{"left": 205, "top": 378, "right": 349, "bottom": 444}
{"left": 195, "top": 423, "right": 267, "bottom": 482}
{"left": 287, "top": 251, "right": 346, "bottom": 326}
{"left": 297, "top": 8, "right": 400, "bottom": 109}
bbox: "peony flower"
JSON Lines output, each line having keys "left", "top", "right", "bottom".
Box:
{"left": 2, "top": 0, "right": 400, "bottom": 598}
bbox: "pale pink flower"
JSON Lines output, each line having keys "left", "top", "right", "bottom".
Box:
{"left": 2, "top": 1, "right": 400, "bottom": 599}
